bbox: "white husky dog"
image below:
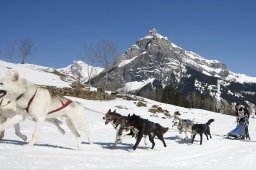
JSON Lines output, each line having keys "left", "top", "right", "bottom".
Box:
{"left": 0, "top": 71, "right": 93, "bottom": 150}
{"left": 0, "top": 98, "right": 66, "bottom": 141}
{"left": 0, "top": 98, "right": 27, "bottom": 141}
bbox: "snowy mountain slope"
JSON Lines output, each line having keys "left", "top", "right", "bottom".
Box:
{"left": 0, "top": 60, "right": 70, "bottom": 88}
{"left": 116, "top": 29, "right": 256, "bottom": 84}
{"left": 57, "top": 60, "right": 104, "bottom": 83}
{"left": 0, "top": 60, "right": 103, "bottom": 87}
{"left": 1, "top": 61, "right": 256, "bottom": 170}
{"left": 91, "top": 28, "right": 256, "bottom": 108}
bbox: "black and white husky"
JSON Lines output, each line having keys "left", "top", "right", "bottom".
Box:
{"left": 172, "top": 115, "right": 195, "bottom": 140}
{"left": 125, "top": 114, "right": 168, "bottom": 150}
{"left": 103, "top": 109, "right": 143, "bottom": 148}
{"left": 191, "top": 119, "right": 214, "bottom": 145}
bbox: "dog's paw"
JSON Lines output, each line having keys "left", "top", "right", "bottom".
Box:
{"left": 129, "top": 149, "right": 135, "bottom": 153}
{"left": 23, "top": 144, "right": 33, "bottom": 149}
{"left": 75, "top": 147, "right": 80, "bottom": 151}
{"left": 149, "top": 148, "right": 158, "bottom": 151}
{"left": 20, "top": 135, "right": 27, "bottom": 142}
{"left": 89, "top": 140, "right": 94, "bottom": 145}
{"left": 60, "top": 129, "right": 65, "bottom": 135}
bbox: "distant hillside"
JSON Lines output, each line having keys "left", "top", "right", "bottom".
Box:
{"left": 57, "top": 60, "right": 103, "bottom": 84}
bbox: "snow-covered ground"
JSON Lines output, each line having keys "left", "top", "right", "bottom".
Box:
{"left": 1, "top": 96, "right": 256, "bottom": 170}
{"left": 0, "top": 60, "right": 70, "bottom": 88}
{"left": 1, "top": 60, "right": 256, "bottom": 170}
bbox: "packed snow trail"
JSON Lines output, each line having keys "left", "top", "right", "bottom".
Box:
{"left": 1, "top": 97, "right": 256, "bottom": 170}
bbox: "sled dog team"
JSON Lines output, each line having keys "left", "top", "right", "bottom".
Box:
{"left": 0, "top": 71, "right": 215, "bottom": 151}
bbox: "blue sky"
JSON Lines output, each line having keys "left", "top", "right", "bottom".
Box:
{"left": 0, "top": 0, "right": 256, "bottom": 76}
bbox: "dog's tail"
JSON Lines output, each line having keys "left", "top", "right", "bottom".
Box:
{"left": 206, "top": 119, "right": 214, "bottom": 126}
{"left": 155, "top": 123, "right": 169, "bottom": 134}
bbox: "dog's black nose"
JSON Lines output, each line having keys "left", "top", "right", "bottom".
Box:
{"left": 103, "top": 117, "right": 105, "bottom": 120}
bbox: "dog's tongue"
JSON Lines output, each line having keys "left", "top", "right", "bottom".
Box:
{"left": 0, "top": 90, "right": 7, "bottom": 98}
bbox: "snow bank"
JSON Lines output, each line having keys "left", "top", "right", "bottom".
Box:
{"left": 0, "top": 60, "right": 70, "bottom": 87}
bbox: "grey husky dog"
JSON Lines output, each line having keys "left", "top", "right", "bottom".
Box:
{"left": 172, "top": 115, "right": 195, "bottom": 140}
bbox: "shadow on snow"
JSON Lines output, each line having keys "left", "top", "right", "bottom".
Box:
{"left": 0, "top": 139, "right": 74, "bottom": 150}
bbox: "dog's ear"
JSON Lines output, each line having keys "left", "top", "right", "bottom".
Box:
{"left": 114, "top": 109, "right": 116, "bottom": 113}
{"left": 128, "top": 114, "right": 130, "bottom": 117}
{"left": 12, "top": 72, "right": 19, "bottom": 82}
{"left": 107, "top": 109, "right": 111, "bottom": 113}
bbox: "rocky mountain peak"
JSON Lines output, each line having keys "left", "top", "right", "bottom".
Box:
{"left": 57, "top": 60, "right": 103, "bottom": 83}
{"left": 91, "top": 29, "right": 256, "bottom": 110}
{"left": 149, "top": 28, "right": 158, "bottom": 35}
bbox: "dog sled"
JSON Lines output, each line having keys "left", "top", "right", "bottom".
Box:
{"left": 227, "top": 122, "right": 246, "bottom": 139}
{"left": 227, "top": 119, "right": 249, "bottom": 140}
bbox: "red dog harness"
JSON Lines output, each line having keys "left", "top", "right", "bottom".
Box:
{"left": 48, "top": 97, "right": 73, "bottom": 114}
{"left": 17, "top": 90, "right": 73, "bottom": 114}
{"left": 26, "top": 90, "right": 37, "bottom": 112}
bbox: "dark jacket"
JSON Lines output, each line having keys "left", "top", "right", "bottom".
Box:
{"left": 235, "top": 106, "right": 250, "bottom": 126}
{"left": 235, "top": 106, "right": 250, "bottom": 118}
